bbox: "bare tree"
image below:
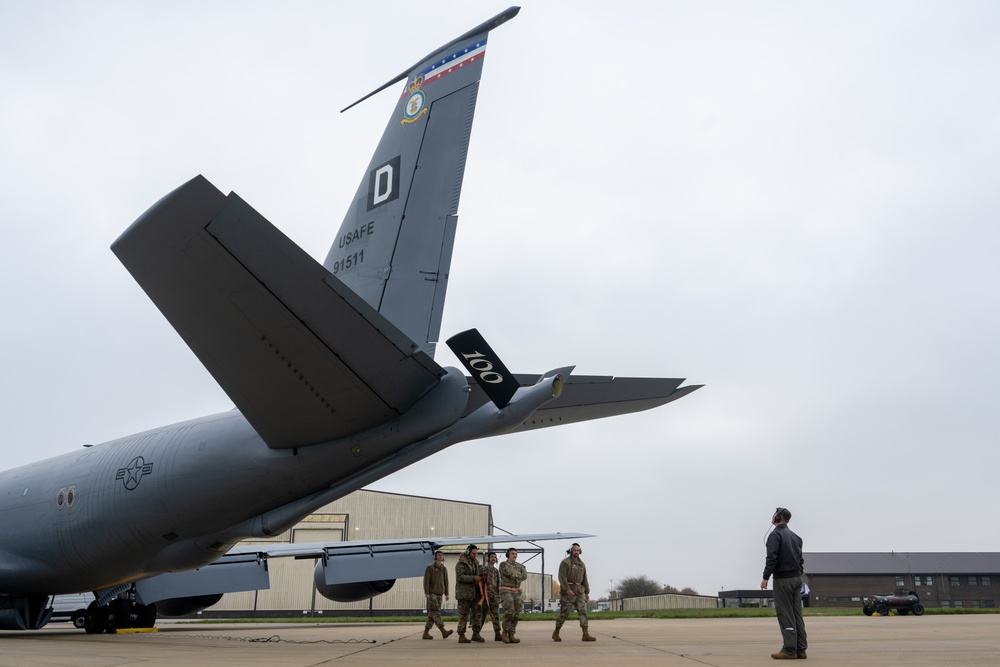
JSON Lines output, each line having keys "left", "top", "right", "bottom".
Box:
{"left": 615, "top": 575, "right": 663, "bottom": 598}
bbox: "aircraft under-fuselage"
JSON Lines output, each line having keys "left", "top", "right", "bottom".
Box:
{"left": 0, "top": 6, "right": 699, "bottom": 632}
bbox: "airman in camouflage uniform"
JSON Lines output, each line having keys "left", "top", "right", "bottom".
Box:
{"left": 553, "top": 542, "right": 596, "bottom": 642}
{"left": 499, "top": 547, "right": 528, "bottom": 644}
{"left": 455, "top": 544, "right": 485, "bottom": 643}
{"left": 484, "top": 552, "right": 502, "bottom": 640}
{"left": 422, "top": 550, "right": 453, "bottom": 640}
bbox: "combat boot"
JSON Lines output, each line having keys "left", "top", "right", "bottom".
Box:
{"left": 495, "top": 630, "right": 503, "bottom": 641}
{"left": 552, "top": 627, "right": 561, "bottom": 642}
{"left": 501, "top": 630, "right": 510, "bottom": 644}
{"left": 509, "top": 632, "right": 521, "bottom": 644}
{"left": 422, "top": 628, "right": 433, "bottom": 640}
{"left": 582, "top": 628, "right": 597, "bottom": 642}
{"left": 471, "top": 631, "right": 485, "bottom": 643}
{"left": 438, "top": 625, "right": 453, "bottom": 639}
{"left": 458, "top": 633, "right": 471, "bottom": 643}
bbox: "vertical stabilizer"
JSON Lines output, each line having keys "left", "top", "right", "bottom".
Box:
{"left": 324, "top": 7, "right": 519, "bottom": 358}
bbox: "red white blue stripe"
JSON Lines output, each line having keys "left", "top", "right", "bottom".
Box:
{"left": 401, "top": 38, "right": 488, "bottom": 97}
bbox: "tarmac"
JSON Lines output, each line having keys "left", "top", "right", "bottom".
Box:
{"left": 2, "top": 615, "right": 999, "bottom": 666}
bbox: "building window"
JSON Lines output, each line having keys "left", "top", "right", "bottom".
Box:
{"left": 986, "top": 600, "right": 995, "bottom": 608}
{"left": 971, "top": 600, "right": 981, "bottom": 608}
{"left": 968, "top": 576, "right": 978, "bottom": 586}
{"left": 950, "top": 576, "right": 960, "bottom": 587}
{"left": 925, "top": 576, "right": 933, "bottom": 587}
{"left": 896, "top": 576, "right": 905, "bottom": 588}
{"left": 983, "top": 576, "right": 992, "bottom": 587}
{"left": 954, "top": 600, "right": 964, "bottom": 608}
{"left": 941, "top": 600, "right": 950, "bottom": 608}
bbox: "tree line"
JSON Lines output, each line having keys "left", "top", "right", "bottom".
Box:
{"left": 608, "top": 575, "right": 699, "bottom": 599}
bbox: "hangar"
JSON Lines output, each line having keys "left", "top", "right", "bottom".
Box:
{"left": 203, "top": 489, "right": 555, "bottom": 617}
{"left": 804, "top": 552, "right": 1000, "bottom": 609}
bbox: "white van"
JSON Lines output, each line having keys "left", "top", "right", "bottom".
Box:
{"left": 50, "top": 593, "right": 93, "bottom": 628}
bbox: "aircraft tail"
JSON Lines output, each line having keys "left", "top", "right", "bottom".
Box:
{"left": 324, "top": 7, "right": 520, "bottom": 359}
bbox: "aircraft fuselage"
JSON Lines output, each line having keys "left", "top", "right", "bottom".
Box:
{"left": 0, "top": 368, "right": 473, "bottom": 595}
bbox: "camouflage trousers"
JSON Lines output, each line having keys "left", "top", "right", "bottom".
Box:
{"left": 457, "top": 598, "right": 483, "bottom": 635}
{"left": 556, "top": 588, "right": 588, "bottom": 629}
{"left": 484, "top": 594, "right": 500, "bottom": 634}
{"left": 500, "top": 589, "right": 522, "bottom": 635}
{"left": 424, "top": 594, "right": 444, "bottom": 630}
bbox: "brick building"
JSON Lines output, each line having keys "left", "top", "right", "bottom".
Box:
{"left": 803, "top": 552, "right": 1000, "bottom": 609}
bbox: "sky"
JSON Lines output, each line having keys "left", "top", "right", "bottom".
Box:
{"left": 2, "top": 1, "right": 1000, "bottom": 599}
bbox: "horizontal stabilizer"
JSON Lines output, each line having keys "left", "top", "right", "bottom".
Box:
{"left": 112, "top": 175, "right": 446, "bottom": 449}
{"left": 461, "top": 374, "right": 702, "bottom": 432}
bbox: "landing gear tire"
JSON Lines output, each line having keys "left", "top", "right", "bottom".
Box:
{"left": 105, "top": 599, "right": 132, "bottom": 633}
{"left": 83, "top": 601, "right": 105, "bottom": 634}
{"left": 135, "top": 603, "right": 157, "bottom": 628}
{"left": 71, "top": 610, "right": 86, "bottom": 629}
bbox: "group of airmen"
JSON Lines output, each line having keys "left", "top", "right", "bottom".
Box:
{"left": 422, "top": 541, "right": 596, "bottom": 644}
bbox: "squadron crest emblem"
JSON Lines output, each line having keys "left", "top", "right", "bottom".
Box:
{"left": 401, "top": 75, "right": 427, "bottom": 125}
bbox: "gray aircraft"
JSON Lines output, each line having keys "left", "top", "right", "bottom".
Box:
{"left": 0, "top": 7, "right": 699, "bottom": 633}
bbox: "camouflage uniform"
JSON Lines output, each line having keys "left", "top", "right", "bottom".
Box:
{"left": 422, "top": 560, "right": 449, "bottom": 632}
{"left": 455, "top": 553, "right": 484, "bottom": 636}
{"left": 556, "top": 554, "right": 590, "bottom": 630}
{"left": 499, "top": 558, "right": 528, "bottom": 638}
{"left": 484, "top": 562, "right": 501, "bottom": 636}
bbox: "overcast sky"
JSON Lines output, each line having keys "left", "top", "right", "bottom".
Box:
{"left": 3, "top": 1, "right": 999, "bottom": 599}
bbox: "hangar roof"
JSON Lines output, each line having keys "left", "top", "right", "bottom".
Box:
{"left": 805, "top": 552, "right": 1000, "bottom": 574}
